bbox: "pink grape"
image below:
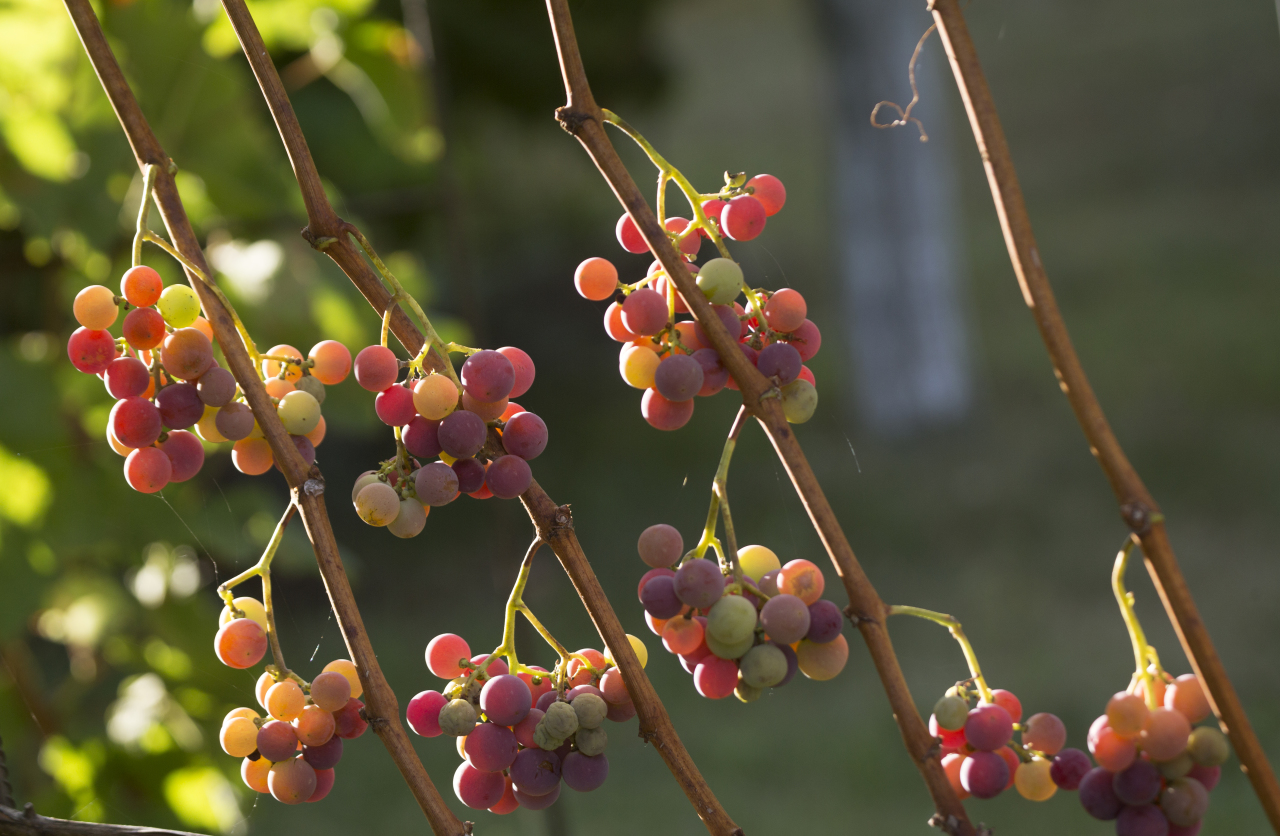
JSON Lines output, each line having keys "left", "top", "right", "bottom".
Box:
{"left": 746, "top": 174, "right": 786, "bottom": 216}
{"left": 760, "top": 594, "right": 810, "bottom": 644}
{"left": 354, "top": 345, "right": 399, "bottom": 392}
{"left": 496, "top": 346, "right": 535, "bottom": 398}
{"left": 306, "top": 768, "right": 335, "bottom": 803}
{"left": 302, "top": 735, "right": 343, "bottom": 770}
{"left": 1024, "top": 712, "right": 1067, "bottom": 756}
{"left": 438, "top": 410, "right": 487, "bottom": 458}
{"left": 402, "top": 416, "right": 443, "bottom": 458}
{"left": 991, "top": 689, "right": 1023, "bottom": 723}
{"left": 604, "top": 302, "right": 638, "bottom": 342}
{"left": 764, "top": 288, "right": 806, "bottom": 332}
{"left": 1188, "top": 764, "right": 1220, "bottom": 791}
{"left": 700, "top": 199, "right": 727, "bottom": 233}
{"left": 460, "top": 392, "right": 507, "bottom": 422}
{"left": 454, "top": 762, "right": 505, "bottom": 809}
{"left": 215, "top": 402, "right": 255, "bottom": 441}
{"left": 407, "top": 690, "right": 447, "bottom": 737}
{"left": 961, "top": 751, "right": 1009, "bottom": 799}
{"left": 562, "top": 751, "right": 609, "bottom": 792}
{"left": 461, "top": 350, "right": 515, "bottom": 402}
{"left": 124, "top": 447, "right": 172, "bottom": 493}
{"left": 621, "top": 288, "right": 667, "bottom": 336}
{"left": 615, "top": 213, "right": 647, "bottom": 253}
{"left": 308, "top": 340, "right": 352, "bottom": 385}
{"left": 480, "top": 674, "right": 532, "bottom": 726}
{"left": 426, "top": 634, "right": 472, "bottom": 679}
{"left": 693, "top": 656, "right": 738, "bottom": 699}
{"left": 1166, "top": 674, "right": 1211, "bottom": 723}
{"left": 694, "top": 304, "right": 744, "bottom": 346}
{"left": 606, "top": 700, "right": 637, "bottom": 723}
{"left": 510, "top": 748, "right": 560, "bottom": 796}
{"left": 215, "top": 618, "right": 267, "bottom": 669}
{"left": 965, "top": 703, "right": 1014, "bottom": 751}
{"left": 513, "top": 708, "right": 543, "bottom": 749}
{"left": 790, "top": 319, "right": 822, "bottom": 361}
{"left": 157, "top": 383, "right": 204, "bottom": 430}
{"left": 757, "top": 342, "right": 802, "bottom": 384}
{"left": 414, "top": 461, "right": 459, "bottom": 506}
{"left": 104, "top": 357, "right": 150, "bottom": 399}
{"left": 501, "top": 411, "right": 548, "bottom": 459}
{"left": 452, "top": 458, "right": 485, "bottom": 493}
{"left": 464, "top": 722, "right": 519, "bottom": 772}
{"left": 1141, "top": 707, "right": 1192, "bottom": 761}
{"left": 485, "top": 455, "right": 532, "bottom": 499}
{"left": 637, "top": 524, "right": 683, "bottom": 568}
{"left": 470, "top": 654, "right": 509, "bottom": 680}
{"left": 721, "top": 195, "right": 766, "bottom": 241}
{"left": 159, "top": 430, "right": 204, "bottom": 482}
{"left": 67, "top": 327, "right": 117, "bottom": 374}
{"left": 375, "top": 385, "right": 417, "bottom": 426}
{"left": 641, "top": 388, "right": 694, "bottom": 431}
{"left": 664, "top": 217, "right": 702, "bottom": 255}
{"left": 654, "top": 354, "right": 704, "bottom": 402}
{"left": 112, "top": 397, "right": 163, "bottom": 448}
{"left": 196, "top": 367, "right": 236, "bottom": 406}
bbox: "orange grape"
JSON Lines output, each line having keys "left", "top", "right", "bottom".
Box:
{"left": 1165, "top": 673, "right": 1211, "bottom": 723}
{"left": 777, "top": 559, "right": 824, "bottom": 605}
{"left": 796, "top": 634, "right": 848, "bottom": 681}
{"left": 310, "top": 671, "right": 352, "bottom": 712}
{"left": 268, "top": 757, "right": 317, "bottom": 805}
{"left": 662, "top": 617, "right": 704, "bottom": 655}
{"left": 214, "top": 618, "right": 267, "bottom": 669}
{"left": 323, "top": 659, "right": 364, "bottom": 700}
{"left": 242, "top": 756, "right": 271, "bottom": 793}
{"left": 293, "top": 704, "right": 336, "bottom": 746}
{"left": 221, "top": 716, "right": 259, "bottom": 757}
{"left": 305, "top": 416, "right": 327, "bottom": 447}
{"left": 120, "top": 265, "right": 163, "bottom": 307}
{"left": 256, "top": 671, "right": 276, "bottom": 709}
{"left": 619, "top": 344, "right": 659, "bottom": 389}
{"left": 264, "top": 377, "right": 295, "bottom": 398}
{"left": 308, "top": 340, "right": 352, "bottom": 385}
{"left": 413, "top": 374, "right": 458, "bottom": 420}
{"left": 263, "top": 344, "right": 304, "bottom": 382}
{"left": 1091, "top": 725, "right": 1137, "bottom": 772}
{"left": 942, "top": 753, "right": 969, "bottom": 800}
{"left": 232, "top": 438, "right": 274, "bottom": 476}
{"left": 266, "top": 680, "right": 306, "bottom": 721}
{"left": 1106, "top": 691, "right": 1150, "bottom": 739}
{"left": 190, "top": 316, "right": 214, "bottom": 342}
{"left": 574, "top": 257, "right": 618, "bottom": 301}
{"left": 74, "top": 285, "right": 118, "bottom": 330}
{"left": 644, "top": 610, "right": 668, "bottom": 636}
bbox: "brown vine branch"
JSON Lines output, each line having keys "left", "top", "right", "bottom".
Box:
{"left": 0, "top": 805, "right": 202, "bottom": 836}
{"left": 210, "top": 0, "right": 741, "bottom": 831}
{"left": 870, "top": 23, "right": 936, "bottom": 142}
{"left": 928, "top": 0, "right": 1280, "bottom": 830}
{"left": 543, "top": 0, "right": 973, "bottom": 831}
{"left": 60, "top": 3, "right": 465, "bottom": 833}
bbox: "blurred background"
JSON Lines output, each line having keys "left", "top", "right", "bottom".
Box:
{"left": 1, "top": 0, "right": 1278, "bottom": 833}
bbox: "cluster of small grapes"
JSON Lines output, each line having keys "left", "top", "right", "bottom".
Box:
{"left": 929, "top": 686, "right": 1077, "bottom": 803}
{"left": 635, "top": 524, "right": 848, "bottom": 700}
{"left": 1075, "top": 675, "right": 1229, "bottom": 835}
{"left": 347, "top": 345, "right": 547, "bottom": 538}
{"left": 65, "top": 265, "right": 352, "bottom": 493}
{"left": 405, "top": 634, "right": 638, "bottom": 813}
{"left": 211, "top": 597, "right": 369, "bottom": 803}
{"left": 573, "top": 174, "right": 820, "bottom": 431}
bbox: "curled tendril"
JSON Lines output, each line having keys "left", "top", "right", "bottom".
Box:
{"left": 870, "top": 23, "right": 937, "bottom": 143}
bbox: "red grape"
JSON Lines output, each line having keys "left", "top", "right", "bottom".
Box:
{"left": 694, "top": 304, "right": 744, "bottom": 347}
{"left": 112, "top": 397, "right": 163, "bottom": 448}
{"left": 1116, "top": 805, "right": 1172, "bottom": 836}
{"left": 67, "top": 327, "right": 117, "bottom": 374}
{"left": 514, "top": 781, "right": 560, "bottom": 810}
{"left": 1049, "top": 748, "right": 1091, "bottom": 789}
{"left": 452, "top": 457, "right": 485, "bottom": 493}
{"left": 674, "top": 558, "right": 723, "bottom": 609}
{"left": 764, "top": 288, "right": 806, "bottom": 332}
{"left": 480, "top": 674, "right": 532, "bottom": 726}
{"left": 615, "top": 212, "right": 647, "bottom": 253}
{"left": 354, "top": 345, "right": 399, "bottom": 392}
{"left": 485, "top": 455, "right": 532, "bottom": 499}
{"left": 407, "top": 690, "right": 446, "bottom": 737}
{"left": 1024, "top": 712, "right": 1067, "bottom": 756}
{"left": 464, "top": 721, "right": 519, "bottom": 772}
{"left": 104, "top": 357, "right": 150, "bottom": 399}
{"left": 700, "top": 199, "right": 727, "bottom": 234}
{"left": 121, "top": 307, "right": 165, "bottom": 351}
{"left": 501, "top": 411, "right": 547, "bottom": 459}
{"left": 621, "top": 288, "right": 667, "bottom": 336}
{"left": 654, "top": 354, "right": 704, "bottom": 402}
{"left": 374, "top": 384, "right": 415, "bottom": 426}
{"left": 965, "top": 703, "right": 1014, "bottom": 751}
{"left": 640, "top": 575, "right": 682, "bottom": 619}
{"left": 692, "top": 349, "right": 729, "bottom": 395}
{"left": 302, "top": 735, "right": 343, "bottom": 770}
{"left": 991, "top": 689, "right": 1023, "bottom": 723}
{"left": 415, "top": 461, "right": 459, "bottom": 506}
{"left": 1080, "top": 766, "right": 1124, "bottom": 820}
{"left": 333, "top": 698, "right": 368, "bottom": 739}
{"left": 215, "top": 402, "right": 255, "bottom": 441}
{"left": 746, "top": 174, "right": 786, "bottom": 215}
{"left": 402, "top": 415, "right": 443, "bottom": 458}
{"left": 789, "top": 319, "right": 822, "bottom": 361}
{"left": 960, "top": 751, "right": 1009, "bottom": 799}
{"left": 124, "top": 446, "right": 172, "bottom": 493}
{"left": 757, "top": 342, "right": 802, "bottom": 384}
{"left": 641, "top": 388, "right": 694, "bottom": 430}
{"left": 454, "top": 762, "right": 506, "bottom": 809}
{"left": 664, "top": 217, "right": 701, "bottom": 255}
{"left": 496, "top": 346, "right": 535, "bottom": 398}
{"left": 721, "top": 195, "right": 766, "bottom": 241}
{"left": 760, "top": 594, "right": 809, "bottom": 644}
{"left": 438, "top": 410, "right": 487, "bottom": 458}
{"left": 693, "top": 656, "right": 737, "bottom": 699}
{"left": 461, "top": 350, "right": 515, "bottom": 402}
{"left": 510, "top": 747, "right": 561, "bottom": 796}
{"left": 306, "top": 768, "right": 335, "bottom": 803}
{"left": 562, "top": 751, "right": 609, "bottom": 792}
{"left": 604, "top": 301, "right": 638, "bottom": 342}
{"left": 460, "top": 392, "right": 507, "bottom": 422}
{"left": 215, "top": 618, "right": 267, "bottom": 669}
{"left": 159, "top": 430, "right": 204, "bottom": 482}
{"left": 426, "top": 634, "right": 472, "bottom": 679}
{"left": 1114, "top": 759, "right": 1163, "bottom": 806}
{"left": 805, "top": 599, "right": 842, "bottom": 644}
{"left": 120, "top": 265, "right": 163, "bottom": 307}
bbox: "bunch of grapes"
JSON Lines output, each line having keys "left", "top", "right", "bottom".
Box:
{"left": 573, "top": 174, "right": 820, "bottom": 431}
{"left": 1074, "top": 674, "right": 1229, "bottom": 835}
{"left": 406, "top": 633, "right": 640, "bottom": 813}
{"left": 348, "top": 344, "right": 547, "bottom": 538}
{"left": 929, "top": 685, "right": 1080, "bottom": 805}
{"left": 212, "top": 597, "right": 368, "bottom": 804}
{"left": 66, "top": 266, "right": 351, "bottom": 493}
{"left": 635, "top": 524, "right": 849, "bottom": 699}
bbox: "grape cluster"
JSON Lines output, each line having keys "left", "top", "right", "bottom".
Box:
{"left": 213, "top": 598, "right": 368, "bottom": 804}
{"left": 407, "top": 633, "right": 640, "bottom": 813}
{"left": 1076, "top": 674, "right": 1229, "bottom": 835}
{"left": 66, "top": 266, "right": 351, "bottom": 493}
{"left": 636, "top": 525, "right": 848, "bottom": 699}
{"left": 574, "top": 174, "right": 820, "bottom": 431}
{"left": 348, "top": 345, "right": 547, "bottom": 538}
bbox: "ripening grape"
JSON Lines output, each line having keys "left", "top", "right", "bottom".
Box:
{"left": 305, "top": 416, "right": 326, "bottom": 448}
{"left": 795, "top": 634, "right": 848, "bottom": 680}
{"left": 500, "top": 401, "right": 526, "bottom": 422}
{"left": 454, "top": 761, "right": 506, "bottom": 809}
{"left": 965, "top": 703, "right": 1014, "bottom": 751}
{"left": 333, "top": 698, "right": 369, "bottom": 739}
{"left": 780, "top": 379, "right": 818, "bottom": 424}
{"left": 232, "top": 438, "right": 274, "bottom": 475}
{"left": 641, "top": 575, "right": 683, "bottom": 619}
{"left": 460, "top": 350, "right": 515, "bottom": 403}
{"left": 1090, "top": 716, "right": 1138, "bottom": 772}
{"left": 696, "top": 258, "right": 744, "bottom": 305}
{"left": 242, "top": 756, "right": 271, "bottom": 794}
{"left": 615, "top": 213, "right": 647, "bottom": 253}
{"left": 158, "top": 284, "right": 201, "bottom": 328}
{"left": 777, "top": 559, "right": 824, "bottom": 605}
{"left": 159, "top": 430, "right": 204, "bottom": 482}
{"left": 402, "top": 416, "right": 443, "bottom": 459}
{"left": 1166, "top": 674, "right": 1211, "bottom": 723}
{"left": 933, "top": 695, "right": 969, "bottom": 731}
{"left": 374, "top": 384, "right": 416, "bottom": 426}
{"left": 321, "top": 660, "right": 363, "bottom": 700}
{"left": 103, "top": 356, "right": 149, "bottom": 400}
{"left": 308, "top": 670, "right": 352, "bottom": 712}
{"left": 619, "top": 288, "right": 667, "bottom": 338}
{"left": 157, "top": 382, "right": 204, "bottom": 430}
{"left": 408, "top": 375, "right": 456, "bottom": 421}
{"left": 757, "top": 342, "right": 802, "bottom": 384}
{"left": 354, "top": 345, "right": 399, "bottom": 392}
{"left": 747, "top": 174, "right": 787, "bottom": 216}
{"left": 805, "top": 599, "right": 842, "bottom": 644}
{"left": 484, "top": 456, "right": 531, "bottom": 499}
{"left": 215, "top": 617, "right": 267, "bottom": 670}
{"left": 693, "top": 349, "right": 729, "bottom": 395}
{"left": 426, "top": 634, "right": 472, "bottom": 679}
{"left": 707, "top": 594, "right": 757, "bottom": 645}
{"left": 1114, "top": 759, "right": 1163, "bottom": 806}
{"left": 266, "top": 679, "right": 306, "bottom": 721}
{"left": 119, "top": 309, "right": 164, "bottom": 353}
{"left": 306, "top": 340, "right": 351, "bottom": 385}
{"left": 294, "top": 704, "right": 336, "bottom": 747}
{"left": 105, "top": 428, "right": 133, "bottom": 459}
{"left": 620, "top": 344, "right": 660, "bottom": 389}
{"left": 942, "top": 753, "right": 969, "bottom": 799}
{"left": 74, "top": 285, "right": 118, "bottom": 330}
{"left": 263, "top": 344, "right": 304, "bottom": 382}
{"left": 604, "top": 634, "right": 648, "bottom": 669}
{"left": 672, "top": 319, "right": 699, "bottom": 350}
{"left": 791, "top": 319, "right": 822, "bottom": 361}
{"left": 654, "top": 354, "right": 704, "bottom": 402}
{"left": 307, "top": 768, "right": 335, "bottom": 804}
{"left": 121, "top": 265, "right": 163, "bottom": 307}
{"left": 111, "top": 397, "right": 162, "bottom": 449}
{"left": 721, "top": 195, "right": 766, "bottom": 241}
{"left": 1049, "top": 748, "right": 1091, "bottom": 790}
{"left": 124, "top": 447, "right": 172, "bottom": 493}
{"left": 704, "top": 629, "right": 753, "bottom": 660}
{"left": 755, "top": 592, "right": 808, "bottom": 643}
{"left": 987, "top": 689, "right": 1021, "bottom": 724}
{"left": 661, "top": 616, "right": 703, "bottom": 655}
{"left": 960, "top": 751, "right": 1009, "bottom": 799}
{"left": 641, "top": 387, "right": 694, "bottom": 430}
{"left": 664, "top": 217, "right": 702, "bottom": 255}
{"left": 480, "top": 674, "right": 532, "bottom": 726}
{"left": 575, "top": 257, "right": 619, "bottom": 301}
{"left": 562, "top": 751, "right": 609, "bottom": 793}
{"left": 302, "top": 734, "right": 343, "bottom": 771}
{"left": 465, "top": 722, "right": 519, "bottom": 772}
{"left": 1108, "top": 691, "right": 1150, "bottom": 738}
{"left": 438, "top": 410, "right": 487, "bottom": 458}
{"left": 67, "top": 327, "right": 117, "bottom": 374}
{"left": 388, "top": 497, "right": 428, "bottom": 538}
{"left": 700, "top": 198, "right": 727, "bottom": 231}
{"left": 638, "top": 524, "right": 682, "bottom": 568}
{"left": 272, "top": 390, "right": 319, "bottom": 437}
{"left": 195, "top": 406, "right": 226, "bottom": 443}
{"left": 739, "top": 643, "right": 787, "bottom": 688}
{"left": 1187, "top": 726, "right": 1229, "bottom": 767}
{"left": 161, "top": 328, "right": 214, "bottom": 381}
{"left": 191, "top": 316, "right": 213, "bottom": 341}
{"left": 674, "top": 559, "right": 724, "bottom": 609}
{"left": 460, "top": 392, "right": 506, "bottom": 422}
{"left": 355, "top": 481, "right": 400, "bottom": 526}
{"left": 215, "top": 402, "right": 255, "bottom": 441}
{"left": 693, "top": 656, "right": 738, "bottom": 699}
{"left": 452, "top": 458, "right": 485, "bottom": 493}
{"left": 497, "top": 346, "right": 535, "bottom": 398}
{"left": 501, "top": 411, "right": 548, "bottom": 460}
{"left": 1157, "top": 753, "right": 1195, "bottom": 781}
{"left": 220, "top": 715, "right": 259, "bottom": 757}
{"left": 764, "top": 288, "right": 806, "bottom": 333}
{"left": 1141, "top": 707, "right": 1192, "bottom": 761}
{"left": 268, "top": 757, "right": 317, "bottom": 805}
{"left": 195, "top": 366, "right": 236, "bottom": 407}
{"left": 1115, "top": 804, "right": 1172, "bottom": 836}
{"left": 1161, "top": 777, "right": 1209, "bottom": 827}
{"left": 1023, "top": 712, "right": 1067, "bottom": 755}
{"left": 604, "top": 301, "right": 638, "bottom": 342}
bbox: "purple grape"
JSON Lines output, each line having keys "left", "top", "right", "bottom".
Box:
{"left": 637, "top": 524, "right": 683, "bottom": 568}
{"left": 561, "top": 752, "right": 609, "bottom": 792}
{"left": 964, "top": 703, "right": 1014, "bottom": 751}
{"left": 654, "top": 354, "right": 704, "bottom": 402}
{"left": 289, "top": 435, "right": 315, "bottom": 467}
{"left": 1114, "top": 759, "right": 1163, "bottom": 806}
{"left": 438, "top": 410, "right": 487, "bottom": 458}
{"left": 758, "top": 569, "right": 781, "bottom": 597}
{"left": 510, "top": 748, "right": 561, "bottom": 796}
{"left": 1168, "top": 824, "right": 1201, "bottom": 836}
{"left": 196, "top": 366, "right": 237, "bottom": 406}
{"left": 566, "top": 684, "right": 603, "bottom": 702}
{"left": 772, "top": 640, "right": 799, "bottom": 686}
{"left": 104, "top": 357, "right": 151, "bottom": 399}
{"left": 692, "top": 349, "right": 729, "bottom": 395}
{"left": 606, "top": 700, "right": 636, "bottom": 722}
{"left": 485, "top": 455, "right": 532, "bottom": 499}
{"left": 756, "top": 342, "right": 801, "bottom": 384}
{"left": 1050, "top": 748, "right": 1092, "bottom": 790}
{"left": 514, "top": 781, "right": 560, "bottom": 810}
{"left": 403, "top": 416, "right": 442, "bottom": 458}
{"left": 805, "top": 599, "right": 843, "bottom": 643}
{"left": 215, "top": 401, "right": 254, "bottom": 440}
{"left": 463, "top": 721, "right": 518, "bottom": 772}
{"left": 302, "top": 735, "right": 343, "bottom": 770}
{"left": 1116, "top": 805, "right": 1171, "bottom": 836}
{"left": 960, "top": 750, "right": 1009, "bottom": 799}
{"left": 502, "top": 412, "right": 548, "bottom": 459}
{"left": 640, "top": 575, "right": 683, "bottom": 619}
{"left": 535, "top": 691, "right": 558, "bottom": 712}
{"left": 673, "top": 558, "right": 723, "bottom": 609}
{"left": 156, "top": 383, "right": 204, "bottom": 429}
{"left": 694, "top": 304, "right": 743, "bottom": 346}
{"left": 759, "top": 594, "right": 810, "bottom": 645}
{"left": 452, "top": 458, "right": 485, "bottom": 493}
{"left": 1080, "top": 767, "right": 1124, "bottom": 820}
{"left": 480, "top": 674, "right": 531, "bottom": 726}
{"left": 414, "top": 461, "right": 458, "bottom": 506}
{"left": 460, "top": 349, "right": 515, "bottom": 402}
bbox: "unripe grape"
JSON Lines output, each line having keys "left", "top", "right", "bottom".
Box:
{"left": 74, "top": 285, "right": 118, "bottom": 330}
{"left": 721, "top": 195, "right": 766, "bottom": 241}
{"left": 322, "top": 659, "right": 363, "bottom": 700}
{"left": 575, "top": 256, "right": 619, "bottom": 300}
{"left": 707, "top": 594, "right": 757, "bottom": 645}
{"left": 1015, "top": 756, "right": 1057, "bottom": 801}
{"left": 533, "top": 722, "right": 564, "bottom": 752}
{"left": 308, "top": 340, "right": 352, "bottom": 385}
{"left": 746, "top": 174, "right": 786, "bottom": 216}
{"left": 158, "top": 284, "right": 201, "bottom": 327}
{"left": 354, "top": 345, "right": 399, "bottom": 392}
{"left": 266, "top": 679, "right": 306, "bottom": 721}
{"left": 294, "top": 374, "right": 325, "bottom": 404}
{"left": 576, "top": 725, "right": 608, "bottom": 757}
{"left": 1187, "top": 726, "right": 1229, "bottom": 766}
{"left": 310, "top": 671, "right": 352, "bottom": 712}
{"left": 739, "top": 643, "right": 787, "bottom": 688}
{"left": 257, "top": 719, "right": 299, "bottom": 762}
{"left": 619, "top": 344, "right": 660, "bottom": 389}
{"left": 603, "top": 634, "right": 648, "bottom": 669}
{"left": 355, "top": 481, "right": 401, "bottom": 526}
{"left": 262, "top": 344, "right": 303, "bottom": 382}
{"left": 542, "top": 701, "right": 579, "bottom": 739}
{"left": 439, "top": 698, "right": 478, "bottom": 737}
{"left": 268, "top": 757, "right": 317, "bottom": 805}
{"left": 387, "top": 497, "right": 427, "bottom": 538}
{"left": 704, "top": 630, "right": 753, "bottom": 660}
{"left": 795, "top": 634, "right": 848, "bottom": 681}
{"left": 277, "top": 390, "right": 321, "bottom": 435}
{"left": 780, "top": 378, "right": 818, "bottom": 423}
{"left": 220, "top": 716, "right": 259, "bottom": 757}
{"left": 696, "top": 258, "right": 743, "bottom": 305}
{"left": 738, "top": 545, "right": 781, "bottom": 580}
{"left": 214, "top": 616, "right": 266, "bottom": 669}
{"left": 571, "top": 693, "right": 608, "bottom": 730}
{"left": 294, "top": 704, "right": 336, "bottom": 747}
{"left": 120, "top": 265, "right": 163, "bottom": 307}
{"left": 413, "top": 374, "right": 458, "bottom": 420}
{"left": 1157, "top": 751, "right": 1195, "bottom": 780}
{"left": 933, "top": 695, "right": 970, "bottom": 732}
{"left": 219, "top": 596, "right": 268, "bottom": 632}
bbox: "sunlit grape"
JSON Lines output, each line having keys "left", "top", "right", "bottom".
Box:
{"left": 158, "top": 284, "right": 201, "bottom": 327}
{"left": 575, "top": 256, "right": 618, "bottom": 301}
{"left": 354, "top": 345, "right": 399, "bottom": 392}
{"left": 277, "top": 390, "right": 321, "bottom": 435}
{"left": 256, "top": 719, "right": 299, "bottom": 762}
{"left": 242, "top": 756, "right": 271, "bottom": 793}
{"left": 747, "top": 174, "right": 787, "bottom": 216}
{"left": 232, "top": 438, "right": 274, "bottom": 476}
{"left": 777, "top": 559, "right": 824, "bottom": 605}
{"left": 267, "top": 680, "right": 306, "bottom": 722}
{"left": 74, "top": 285, "right": 118, "bottom": 330}
{"left": 322, "top": 659, "right": 364, "bottom": 700}
{"left": 619, "top": 344, "right": 659, "bottom": 389}
{"left": 693, "top": 656, "right": 738, "bottom": 699}
{"left": 269, "top": 757, "right": 317, "bottom": 805}
{"left": 294, "top": 704, "right": 336, "bottom": 747}
{"left": 219, "top": 596, "right": 267, "bottom": 631}
{"left": 355, "top": 481, "right": 401, "bottom": 526}
{"left": 120, "top": 265, "right": 163, "bottom": 307}
{"left": 1166, "top": 673, "right": 1211, "bottom": 724}
{"left": 764, "top": 287, "right": 806, "bottom": 332}
{"left": 721, "top": 195, "right": 766, "bottom": 241}
{"left": 310, "top": 671, "right": 352, "bottom": 712}
{"left": 1107, "top": 691, "right": 1150, "bottom": 739}
{"left": 795, "top": 634, "right": 848, "bottom": 681}
{"left": 220, "top": 715, "right": 259, "bottom": 757}
{"left": 454, "top": 761, "right": 506, "bottom": 810}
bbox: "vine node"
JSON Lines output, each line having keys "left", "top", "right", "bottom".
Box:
{"left": 554, "top": 105, "right": 595, "bottom": 136}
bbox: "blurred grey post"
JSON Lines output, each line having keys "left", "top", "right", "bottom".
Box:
{"left": 817, "top": 0, "right": 972, "bottom": 434}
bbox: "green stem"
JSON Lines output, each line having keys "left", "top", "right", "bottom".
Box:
{"left": 886, "top": 605, "right": 994, "bottom": 704}
{"left": 217, "top": 504, "right": 296, "bottom": 679}
{"left": 132, "top": 164, "right": 157, "bottom": 267}
{"left": 1113, "top": 536, "right": 1160, "bottom": 710}
{"left": 689, "top": 407, "right": 749, "bottom": 581}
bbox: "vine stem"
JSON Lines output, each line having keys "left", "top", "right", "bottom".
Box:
{"left": 60, "top": 3, "right": 466, "bottom": 832}
{"left": 131, "top": 164, "right": 157, "bottom": 267}
{"left": 1112, "top": 537, "right": 1158, "bottom": 711}
{"left": 929, "top": 1, "right": 1280, "bottom": 828}
{"left": 885, "top": 606, "right": 993, "bottom": 704}
{"left": 690, "top": 407, "right": 749, "bottom": 580}
{"left": 544, "top": 0, "right": 973, "bottom": 830}
{"left": 218, "top": 504, "right": 297, "bottom": 679}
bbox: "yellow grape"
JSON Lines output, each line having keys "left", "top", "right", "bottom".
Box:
{"left": 619, "top": 344, "right": 659, "bottom": 389}
{"left": 242, "top": 756, "right": 271, "bottom": 793}
{"left": 277, "top": 390, "right": 321, "bottom": 435}
{"left": 256, "top": 671, "right": 275, "bottom": 709}
{"left": 266, "top": 680, "right": 306, "bottom": 721}
{"left": 220, "top": 716, "right": 259, "bottom": 757}
{"left": 219, "top": 596, "right": 268, "bottom": 632}
{"left": 158, "top": 284, "right": 200, "bottom": 328}
{"left": 413, "top": 375, "right": 459, "bottom": 420}
{"left": 605, "top": 634, "right": 648, "bottom": 669}
{"left": 737, "top": 544, "right": 780, "bottom": 581}
{"left": 1014, "top": 757, "right": 1057, "bottom": 801}
{"left": 74, "top": 285, "right": 118, "bottom": 330}
{"left": 196, "top": 406, "right": 227, "bottom": 443}
{"left": 323, "top": 659, "right": 363, "bottom": 699}
{"left": 355, "top": 482, "right": 400, "bottom": 526}
{"left": 224, "top": 706, "right": 260, "bottom": 725}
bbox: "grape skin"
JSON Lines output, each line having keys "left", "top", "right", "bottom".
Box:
{"left": 125, "top": 447, "right": 172, "bottom": 493}
{"left": 157, "top": 383, "right": 205, "bottom": 430}
{"left": 760, "top": 594, "right": 810, "bottom": 644}
{"left": 637, "top": 524, "right": 682, "bottom": 568}
{"left": 484, "top": 455, "right": 532, "bottom": 499}
{"left": 461, "top": 350, "right": 515, "bottom": 402}
{"left": 501, "top": 412, "right": 548, "bottom": 459}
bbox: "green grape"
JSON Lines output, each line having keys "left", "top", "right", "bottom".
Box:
{"left": 158, "top": 284, "right": 201, "bottom": 328}
{"left": 707, "top": 595, "right": 758, "bottom": 645}
{"left": 1156, "top": 751, "right": 1194, "bottom": 779}
{"left": 738, "top": 643, "right": 787, "bottom": 688}
{"left": 571, "top": 693, "right": 607, "bottom": 730}
{"left": 704, "top": 630, "right": 754, "bottom": 660}
{"left": 734, "top": 682, "right": 761, "bottom": 703}
{"left": 295, "top": 375, "right": 326, "bottom": 404}
{"left": 933, "top": 695, "right": 969, "bottom": 731}
{"left": 542, "top": 701, "right": 579, "bottom": 738}
{"left": 438, "top": 698, "right": 477, "bottom": 736}
{"left": 351, "top": 471, "right": 381, "bottom": 503}
{"left": 575, "top": 725, "right": 607, "bottom": 756}
{"left": 780, "top": 378, "right": 818, "bottom": 423}
{"left": 532, "top": 722, "right": 563, "bottom": 751}
{"left": 388, "top": 498, "right": 427, "bottom": 538}
{"left": 1187, "top": 726, "right": 1230, "bottom": 766}
{"left": 696, "top": 258, "right": 744, "bottom": 305}
{"left": 277, "top": 390, "right": 321, "bottom": 435}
